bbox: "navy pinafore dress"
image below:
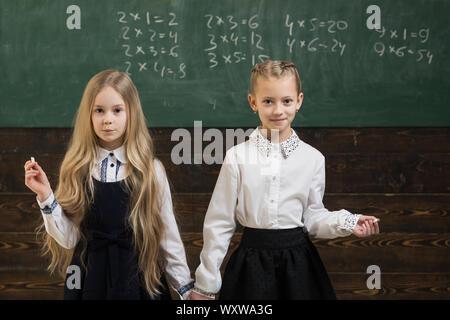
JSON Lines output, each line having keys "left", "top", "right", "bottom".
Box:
{"left": 64, "top": 179, "right": 170, "bottom": 300}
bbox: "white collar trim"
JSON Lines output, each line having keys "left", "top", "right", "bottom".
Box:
{"left": 96, "top": 145, "right": 127, "bottom": 164}
{"left": 249, "top": 127, "right": 301, "bottom": 159}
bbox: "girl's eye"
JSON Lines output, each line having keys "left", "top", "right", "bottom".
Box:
{"left": 114, "top": 108, "right": 122, "bottom": 113}
{"left": 94, "top": 109, "right": 103, "bottom": 113}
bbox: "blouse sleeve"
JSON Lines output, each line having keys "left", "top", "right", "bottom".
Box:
{"left": 154, "top": 159, "right": 194, "bottom": 300}
{"left": 302, "top": 155, "right": 361, "bottom": 239}
{"left": 193, "top": 148, "right": 239, "bottom": 298}
{"left": 37, "top": 192, "right": 80, "bottom": 249}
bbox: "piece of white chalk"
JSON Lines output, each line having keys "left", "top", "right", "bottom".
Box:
{"left": 373, "top": 218, "right": 379, "bottom": 223}
{"left": 31, "top": 157, "right": 35, "bottom": 163}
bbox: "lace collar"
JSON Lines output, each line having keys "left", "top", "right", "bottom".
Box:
{"left": 249, "top": 127, "right": 301, "bottom": 159}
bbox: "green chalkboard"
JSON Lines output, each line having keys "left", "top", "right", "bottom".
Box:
{"left": 0, "top": 0, "right": 449, "bottom": 127}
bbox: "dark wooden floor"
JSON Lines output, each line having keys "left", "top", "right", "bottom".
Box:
{"left": 0, "top": 127, "right": 449, "bottom": 299}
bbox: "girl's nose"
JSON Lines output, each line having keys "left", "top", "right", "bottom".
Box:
{"left": 273, "top": 103, "right": 283, "bottom": 114}
{"left": 103, "top": 111, "right": 113, "bottom": 124}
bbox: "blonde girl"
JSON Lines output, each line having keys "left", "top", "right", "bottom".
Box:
{"left": 24, "top": 69, "right": 193, "bottom": 300}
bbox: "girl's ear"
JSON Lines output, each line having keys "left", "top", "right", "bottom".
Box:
{"left": 248, "top": 94, "right": 257, "bottom": 112}
{"left": 296, "top": 92, "right": 304, "bottom": 112}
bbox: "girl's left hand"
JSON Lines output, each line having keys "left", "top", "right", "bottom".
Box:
{"left": 353, "top": 215, "right": 380, "bottom": 237}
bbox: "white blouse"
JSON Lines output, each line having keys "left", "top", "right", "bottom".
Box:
{"left": 193, "top": 128, "right": 361, "bottom": 298}
{"left": 36, "top": 145, "right": 194, "bottom": 299}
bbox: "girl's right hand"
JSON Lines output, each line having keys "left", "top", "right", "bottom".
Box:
{"left": 24, "top": 160, "right": 52, "bottom": 202}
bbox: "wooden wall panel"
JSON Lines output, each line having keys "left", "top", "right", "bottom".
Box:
{"left": 1, "top": 193, "right": 448, "bottom": 233}
{"left": 1, "top": 153, "right": 449, "bottom": 193}
{"left": 0, "top": 127, "right": 448, "bottom": 299}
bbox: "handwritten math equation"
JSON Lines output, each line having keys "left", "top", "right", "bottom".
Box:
{"left": 285, "top": 14, "right": 348, "bottom": 56}
{"left": 117, "top": 11, "right": 187, "bottom": 79}
{"left": 203, "top": 14, "right": 270, "bottom": 68}
{"left": 115, "top": 10, "right": 435, "bottom": 79}
{"left": 372, "top": 26, "right": 433, "bottom": 64}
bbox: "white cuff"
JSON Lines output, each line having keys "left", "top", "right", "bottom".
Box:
{"left": 192, "top": 286, "right": 216, "bottom": 299}
{"left": 341, "top": 213, "right": 361, "bottom": 232}
{"left": 176, "top": 281, "right": 194, "bottom": 300}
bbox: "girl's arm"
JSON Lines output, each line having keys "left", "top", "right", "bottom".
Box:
{"left": 193, "top": 149, "right": 239, "bottom": 299}
{"left": 24, "top": 160, "right": 79, "bottom": 249}
{"left": 37, "top": 192, "right": 80, "bottom": 249}
{"left": 302, "top": 155, "right": 363, "bottom": 239}
{"left": 154, "top": 159, "right": 194, "bottom": 300}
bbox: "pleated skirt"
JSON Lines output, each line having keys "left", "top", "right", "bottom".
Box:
{"left": 220, "top": 227, "right": 337, "bottom": 300}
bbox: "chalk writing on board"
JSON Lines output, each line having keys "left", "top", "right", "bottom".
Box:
{"left": 203, "top": 14, "right": 270, "bottom": 68}
{"left": 117, "top": 11, "right": 187, "bottom": 79}
{"left": 372, "top": 26, "right": 433, "bottom": 64}
{"left": 285, "top": 14, "right": 349, "bottom": 56}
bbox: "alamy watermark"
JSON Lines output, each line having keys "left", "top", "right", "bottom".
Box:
{"left": 366, "top": 265, "right": 381, "bottom": 289}
{"left": 170, "top": 121, "right": 280, "bottom": 167}
{"left": 66, "top": 264, "right": 81, "bottom": 290}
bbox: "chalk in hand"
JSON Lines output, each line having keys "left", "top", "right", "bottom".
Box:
{"left": 31, "top": 157, "right": 35, "bottom": 163}
{"left": 373, "top": 218, "right": 379, "bottom": 223}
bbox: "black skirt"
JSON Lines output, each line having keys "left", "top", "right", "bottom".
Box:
{"left": 219, "top": 227, "right": 337, "bottom": 300}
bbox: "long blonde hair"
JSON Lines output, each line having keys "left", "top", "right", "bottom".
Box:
{"left": 36, "top": 69, "right": 165, "bottom": 297}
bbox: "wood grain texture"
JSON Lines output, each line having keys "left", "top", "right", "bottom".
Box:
{"left": 0, "top": 193, "right": 448, "bottom": 233}
{"left": 1, "top": 232, "right": 449, "bottom": 273}
{"left": 328, "top": 272, "right": 450, "bottom": 300}
{"left": 0, "top": 270, "right": 64, "bottom": 300}
{"left": 1, "top": 153, "right": 449, "bottom": 193}
{"left": 1, "top": 127, "right": 449, "bottom": 154}
{"left": 0, "top": 270, "right": 448, "bottom": 300}
{"left": 1, "top": 127, "right": 449, "bottom": 300}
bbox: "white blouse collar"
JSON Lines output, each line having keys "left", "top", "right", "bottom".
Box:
{"left": 249, "top": 127, "right": 302, "bottom": 159}
{"left": 96, "top": 145, "right": 127, "bottom": 164}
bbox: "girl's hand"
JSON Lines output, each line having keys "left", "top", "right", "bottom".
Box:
{"left": 353, "top": 215, "right": 380, "bottom": 237}
{"left": 187, "top": 291, "right": 214, "bottom": 300}
{"left": 24, "top": 160, "right": 52, "bottom": 202}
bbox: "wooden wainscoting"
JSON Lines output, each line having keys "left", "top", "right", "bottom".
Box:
{"left": 0, "top": 127, "right": 449, "bottom": 299}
